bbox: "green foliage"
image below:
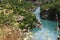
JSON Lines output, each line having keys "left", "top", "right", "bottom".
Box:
{"left": 0, "top": 0, "right": 36, "bottom": 29}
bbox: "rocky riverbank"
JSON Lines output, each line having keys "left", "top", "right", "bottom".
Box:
{"left": 0, "top": 26, "right": 34, "bottom": 40}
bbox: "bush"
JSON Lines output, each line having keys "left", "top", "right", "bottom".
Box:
{"left": 0, "top": 0, "right": 36, "bottom": 29}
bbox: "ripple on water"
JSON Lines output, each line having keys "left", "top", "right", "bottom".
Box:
{"left": 32, "top": 27, "right": 57, "bottom": 40}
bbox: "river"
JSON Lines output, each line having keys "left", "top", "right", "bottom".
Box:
{"left": 32, "top": 7, "right": 57, "bottom": 40}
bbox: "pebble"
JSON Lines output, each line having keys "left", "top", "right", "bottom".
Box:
{"left": 9, "top": 32, "right": 12, "bottom": 35}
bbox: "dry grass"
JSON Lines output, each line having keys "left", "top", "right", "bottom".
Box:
{"left": 0, "top": 26, "right": 23, "bottom": 40}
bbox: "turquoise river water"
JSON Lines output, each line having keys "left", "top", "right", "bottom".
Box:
{"left": 32, "top": 7, "right": 57, "bottom": 40}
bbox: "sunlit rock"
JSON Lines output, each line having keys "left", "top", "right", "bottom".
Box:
{"left": 13, "top": 15, "right": 25, "bottom": 22}
{"left": 24, "top": 37, "right": 29, "bottom": 40}
{"left": 30, "top": 35, "right": 33, "bottom": 38}
{"left": 24, "top": 38, "right": 27, "bottom": 40}
{"left": 29, "top": 32, "right": 33, "bottom": 35}
{"left": 9, "top": 32, "right": 12, "bottom": 35}
{"left": 23, "top": 29, "right": 28, "bottom": 32}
